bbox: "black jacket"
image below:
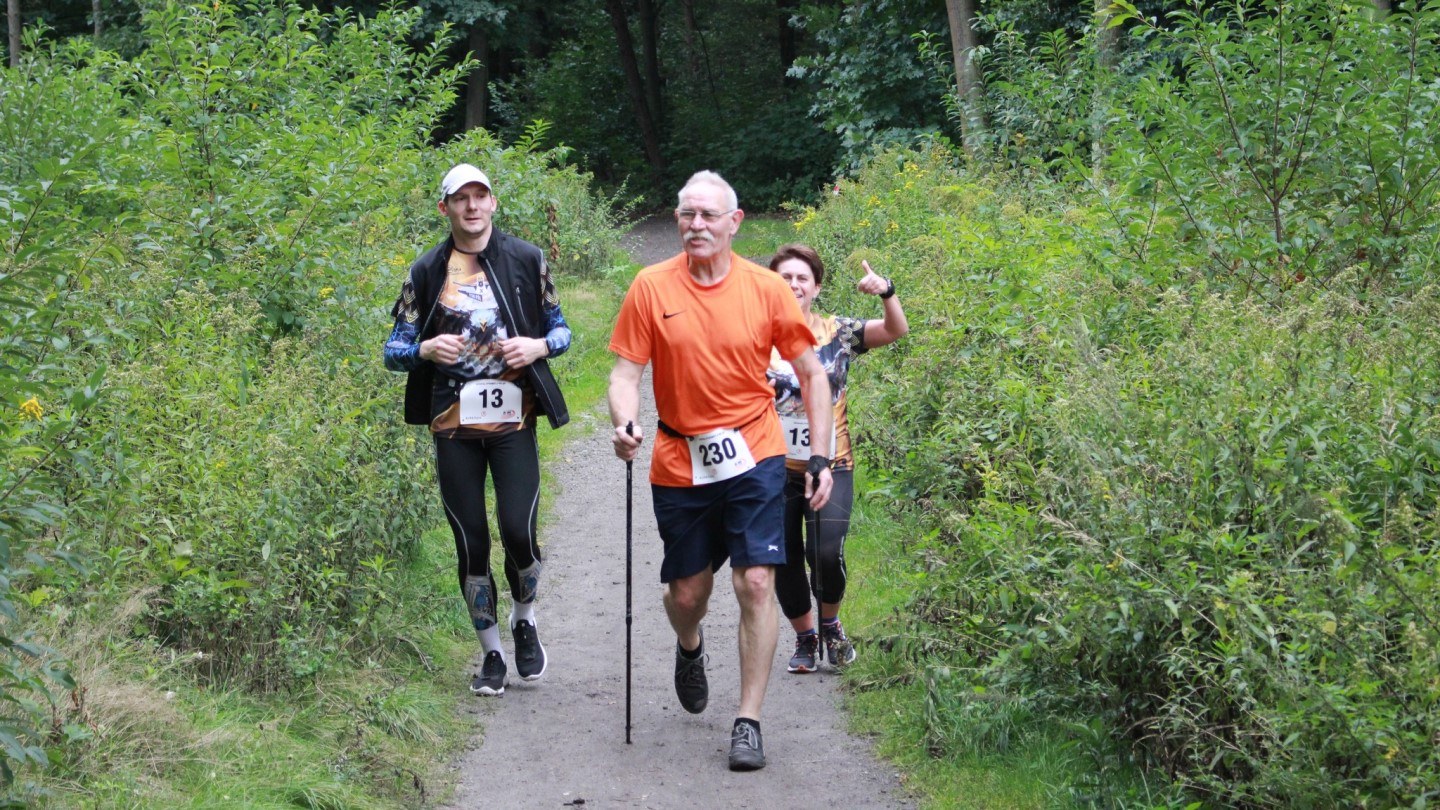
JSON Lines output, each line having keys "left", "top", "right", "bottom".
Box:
{"left": 392, "top": 231, "right": 570, "bottom": 429}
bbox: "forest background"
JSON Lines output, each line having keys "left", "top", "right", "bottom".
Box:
{"left": 4, "top": 0, "right": 1440, "bottom": 807}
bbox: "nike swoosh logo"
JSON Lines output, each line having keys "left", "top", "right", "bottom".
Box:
{"left": 768, "top": 545, "right": 779, "bottom": 552}
{"left": 663, "top": 310, "right": 685, "bottom": 319}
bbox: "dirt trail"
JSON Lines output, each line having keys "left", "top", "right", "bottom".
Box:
{"left": 443, "top": 218, "right": 912, "bottom": 809}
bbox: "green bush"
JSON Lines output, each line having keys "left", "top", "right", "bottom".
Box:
{"left": 0, "top": 0, "right": 625, "bottom": 795}
{"left": 801, "top": 129, "right": 1440, "bottom": 803}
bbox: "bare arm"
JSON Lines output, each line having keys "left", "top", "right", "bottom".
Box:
{"left": 788, "top": 346, "right": 834, "bottom": 510}
{"left": 607, "top": 356, "right": 646, "bottom": 460}
{"left": 856, "top": 260, "right": 909, "bottom": 348}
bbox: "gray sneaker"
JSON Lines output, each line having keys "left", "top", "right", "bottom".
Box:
{"left": 470, "top": 650, "right": 506, "bottom": 696}
{"left": 787, "top": 631, "right": 819, "bottom": 674}
{"left": 728, "top": 720, "right": 766, "bottom": 771}
{"left": 674, "top": 630, "right": 708, "bottom": 714}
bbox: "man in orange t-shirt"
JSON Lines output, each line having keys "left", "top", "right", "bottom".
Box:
{"left": 608, "top": 170, "right": 834, "bottom": 772}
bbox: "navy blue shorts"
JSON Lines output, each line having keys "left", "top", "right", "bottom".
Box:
{"left": 651, "top": 455, "right": 787, "bottom": 582}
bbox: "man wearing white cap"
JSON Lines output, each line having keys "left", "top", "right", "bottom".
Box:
{"left": 383, "top": 163, "right": 571, "bottom": 696}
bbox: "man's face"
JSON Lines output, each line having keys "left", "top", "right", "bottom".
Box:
{"left": 439, "top": 182, "right": 497, "bottom": 241}
{"left": 675, "top": 183, "right": 740, "bottom": 263}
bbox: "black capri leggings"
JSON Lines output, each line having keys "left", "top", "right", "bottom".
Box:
{"left": 433, "top": 429, "right": 542, "bottom": 603}
{"left": 774, "top": 468, "right": 854, "bottom": 620}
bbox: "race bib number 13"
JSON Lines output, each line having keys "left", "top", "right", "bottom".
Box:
{"left": 459, "top": 379, "right": 522, "bottom": 424}
{"left": 687, "top": 427, "right": 757, "bottom": 485}
{"left": 780, "top": 413, "right": 836, "bottom": 461}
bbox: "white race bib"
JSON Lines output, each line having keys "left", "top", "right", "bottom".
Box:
{"left": 687, "top": 427, "right": 757, "bottom": 485}
{"left": 459, "top": 379, "right": 522, "bottom": 424}
{"left": 780, "top": 412, "right": 836, "bottom": 461}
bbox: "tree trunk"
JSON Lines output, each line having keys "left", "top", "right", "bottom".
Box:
{"left": 604, "top": 0, "right": 666, "bottom": 175}
{"left": 638, "top": 0, "right": 663, "bottom": 127}
{"left": 681, "top": 0, "right": 700, "bottom": 79}
{"left": 7, "top": 0, "right": 20, "bottom": 68}
{"left": 92, "top": 0, "right": 101, "bottom": 39}
{"left": 1092, "top": 0, "right": 1119, "bottom": 177}
{"left": 1373, "top": 0, "right": 1391, "bottom": 16}
{"left": 945, "top": 0, "right": 985, "bottom": 157}
{"left": 464, "top": 24, "right": 490, "bottom": 131}
{"left": 777, "top": 0, "right": 798, "bottom": 75}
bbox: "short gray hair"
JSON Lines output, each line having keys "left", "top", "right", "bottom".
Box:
{"left": 677, "top": 170, "right": 738, "bottom": 211}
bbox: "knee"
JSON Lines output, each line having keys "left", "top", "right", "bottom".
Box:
{"left": 733, "top": 566, "right": 775, "bottom": 604}
{"left": 668, "top": 581, "right": 708, "bottom": 615}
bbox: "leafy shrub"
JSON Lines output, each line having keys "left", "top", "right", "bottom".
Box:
{"left": 802, "top": 127, "right": 1440, "bottom": 803}
{"left": 0, "top": 0, "right": 625, "bottom": 793}
{"left": 1098, "top": 0, "right": 1440, "bottom": 296}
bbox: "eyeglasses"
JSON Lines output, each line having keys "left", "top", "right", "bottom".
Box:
{"left": 675, "top": 208, "right": 735, "bottom": 224}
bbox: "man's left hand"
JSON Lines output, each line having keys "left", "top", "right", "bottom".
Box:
{"left": 500, "top": 336, "right": 549, "bottom": 368}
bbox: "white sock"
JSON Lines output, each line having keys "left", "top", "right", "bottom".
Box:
{"left": 479, "top": 625, "right": 504, "bottom": 659}
{"left": 511, "top": 601, "right": 536, "bottom": 628}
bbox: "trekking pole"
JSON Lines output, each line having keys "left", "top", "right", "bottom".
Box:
{"left": 625, "top": 421, "right": 634, "bottom": 744}
{"left": 811, "top": 465, "right": 824, "bottom": 672}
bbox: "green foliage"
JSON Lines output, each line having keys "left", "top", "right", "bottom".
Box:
{"left": 0, "top": 0, "right": 624, "bottom": 798}
{"left": 495, "top": 0, "right": 839, "bottom": 209}
{"left": 790, "top": 0, "right": 950, "bottom": 172}
{"left": 1096, "top": 0, "right": 1440, "bottom": 296}
{"left": 801, "top": 112, "right": 1440, "bottom": 802}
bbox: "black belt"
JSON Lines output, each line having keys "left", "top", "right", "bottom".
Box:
{"left": 657, "top": 411, "right": 766, "bottom": 440}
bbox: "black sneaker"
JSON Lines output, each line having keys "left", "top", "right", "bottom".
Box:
{"left": 674, "top": 630, "right": 708, "bottom": 714}
{"left": 728, "top": 720, "right": 766, "bottom": 771}
{"left": 471, "top": 650, "right": 506, "bottom": 696}
{"left": 787, "top": 631, "right": 819, "bottom": 674}
{"left": 513, "top": 620, "right": 547, "bottom": 681}
{"left": 822, "top": 622, "right": 857, "bottom": 667}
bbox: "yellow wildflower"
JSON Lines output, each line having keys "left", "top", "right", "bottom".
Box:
{"left": 20, "top": 397, "right": 43, "bottom": 421}
{"left": 318, "top": 286, "right": 335, "bottom": 299}
{"left": 857, "top": 219, "right": 871, "bottom": 229}
{"left": 866, "top": 195, "right": 880, "bottom": 208}
{"left": 886, "top": 221, "right": 899, "bottom": 233}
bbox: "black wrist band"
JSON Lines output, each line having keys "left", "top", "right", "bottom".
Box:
{"left": 879, "top": 279, "right": 896, "bottom": 299}
{"left": 806, "top": 455, "right": 832, "bottom": 478}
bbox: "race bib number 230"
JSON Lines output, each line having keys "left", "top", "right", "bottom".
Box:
{"left": 686, "top": 427, "right": 756, "bottom": 485}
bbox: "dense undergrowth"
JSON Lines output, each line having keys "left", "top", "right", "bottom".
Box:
{"left": 799, "top": 4, "right": 1440, "bottom": 805}
{"left": 1, "top": 2, "right": 624, "bottom": 804}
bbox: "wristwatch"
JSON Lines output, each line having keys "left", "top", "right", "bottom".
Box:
{"left": 879, "top": 278, "right": 896, "bottom": 299}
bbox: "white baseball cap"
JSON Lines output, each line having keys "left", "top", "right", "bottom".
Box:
{"left": 439, "top": 163, "right": 492, "bottom": 200}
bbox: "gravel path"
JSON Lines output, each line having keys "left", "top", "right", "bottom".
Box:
{"left": 442, "top": 218, "right": 912, "bottom": 809}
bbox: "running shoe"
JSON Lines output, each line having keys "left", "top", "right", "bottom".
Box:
{"left": 674, "top": 630, "right": 708, "bottom": 714}
{"left": 512, "top": 620, "right": 547, "bottom": 681}
{"left": 471, "top": 650, "right": 507, "bottom": 696}
{"left": 728, "top": 720, "right": 766, "bottom": 771}
{"left": 787, "top": 631, "right": 819, "bottom": 674}
{"left": 821, "top": 621, "right": 857, "bottom": 667}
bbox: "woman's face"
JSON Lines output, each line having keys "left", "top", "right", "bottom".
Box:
{"left": 775, "top": 257, "right": 820, "bottom": 314}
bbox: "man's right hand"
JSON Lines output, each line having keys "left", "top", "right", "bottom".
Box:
{"left": 613, "top": 423, "right": 644, "bottom": 461}
{"left": 420, "top": 334, "right": 465, "bottom": 365}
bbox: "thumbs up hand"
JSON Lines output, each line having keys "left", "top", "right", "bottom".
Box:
{"left": 856, "top": 260, "right": 889, "bottom": 296}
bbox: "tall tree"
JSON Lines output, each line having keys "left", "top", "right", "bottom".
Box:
{"left": 945, "top": 0, "right": 986, "bottom": 156}
{"left": 92, "top": 0, "right": 100, "bottom": 38}
{"left": 465, "top": 24, "right": 490, "bottom": 129}
{"left": 638, "top": 0, "right": 663, "bottom": 127}
{"left": 7, "top": 0, "right": 19, "bottom": 68}
{"left": 603, "top": 0, "right": 665, "bottom": 175}
{"left": 777, "top": 0, "right": 798, "bottom": 71}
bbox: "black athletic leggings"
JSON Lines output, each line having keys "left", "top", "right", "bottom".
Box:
{"left": 774, "top": 468, "right": 854, "bottom": 620}
{"left": 433, "top": 430, "right": 542, "bottom": 603}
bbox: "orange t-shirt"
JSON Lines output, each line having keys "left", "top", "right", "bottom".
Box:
{"left": 609, "top": 252, "right": 817, "bottom": 487}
